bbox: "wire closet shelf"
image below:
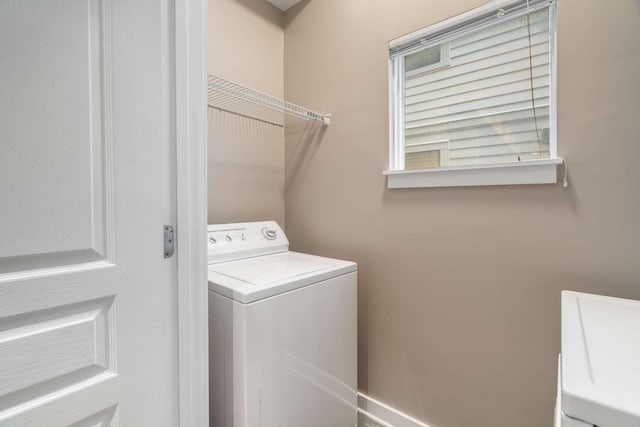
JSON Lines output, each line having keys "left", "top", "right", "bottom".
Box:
{"left": 207, "top": 74, "right": 331, "bottom": 127}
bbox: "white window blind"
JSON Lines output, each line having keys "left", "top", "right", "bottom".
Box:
{"left": 389, "top": 0, "right": 557, "bottom": 173}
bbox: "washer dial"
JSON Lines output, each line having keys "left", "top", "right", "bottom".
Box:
{"left": 262, "top": 227, "right": 277, "bottom": 240}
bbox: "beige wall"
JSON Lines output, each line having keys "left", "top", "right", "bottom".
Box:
{"left": 208, "top": 0, "right": 285, "bottom": 226}
{"left": 283, "top": 1, "right": 640, "bottom": 426}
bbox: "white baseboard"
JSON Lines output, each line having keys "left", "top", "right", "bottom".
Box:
{"left": 357, "top": 392, "right": 432, "bottom": 427}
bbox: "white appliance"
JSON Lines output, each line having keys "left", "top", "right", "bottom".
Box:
{"left": 207, "top": 221, "right": 357, "bottom": 427}
{"left": 555, "top": 291, "right": 640, "bottom": 427}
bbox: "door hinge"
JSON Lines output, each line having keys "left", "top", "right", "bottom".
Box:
{"left": 164, "top": 225, "right": 175, "bottom": 258}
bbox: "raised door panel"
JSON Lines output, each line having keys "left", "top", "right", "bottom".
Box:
{"left": 0, "top": 298, "right": 114, "bottom": 413}
{"left": 1, "top": 388, "right": 119, "bottom": 427}
{"left": 0, "top": 0, "right": 110, "bottom": 273}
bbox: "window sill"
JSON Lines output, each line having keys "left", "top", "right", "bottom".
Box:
{"left": 383, "top": 158, "right": 564, "bottom": 189}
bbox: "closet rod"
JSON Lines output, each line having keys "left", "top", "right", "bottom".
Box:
{"left": 207, "top": 74, "right": 331, "bottom": 126}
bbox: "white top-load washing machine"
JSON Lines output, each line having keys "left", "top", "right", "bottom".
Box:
{"left": 207, "top": 221, "right": 357, "bottom": 427}
{"left": 555, "top": 291, "right": 640, "bottom": 427}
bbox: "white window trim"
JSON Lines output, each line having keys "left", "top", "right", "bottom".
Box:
{"left": 384, "top": 158, "right": 563, "bottom": 188}
{"left": 386, "top": 0, "right": 559, "bottom": 189}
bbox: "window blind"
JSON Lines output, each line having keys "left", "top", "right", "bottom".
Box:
{"left": 399, "top": 5, "right": 552, "bottom": 168}
{"left": 390, "top": 0, "right": 553, "bottom": 57}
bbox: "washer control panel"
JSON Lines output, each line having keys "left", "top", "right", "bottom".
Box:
{"left": 207, "top": 221, "right": 288, "bottom": 264}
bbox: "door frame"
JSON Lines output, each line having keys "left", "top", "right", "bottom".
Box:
{"left": 175, "top": 0, "right": 208, "bottom": 425}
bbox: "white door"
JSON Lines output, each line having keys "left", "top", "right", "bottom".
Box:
{"left": 0, "top": 0, "right": 180, "bottom": 425}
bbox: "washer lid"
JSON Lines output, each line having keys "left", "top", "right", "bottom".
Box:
{"left": 561, "top": 291, "right": 640, "bottom": 427}
{"left": 208, "top": 251, "right": 356, "bottom": 303}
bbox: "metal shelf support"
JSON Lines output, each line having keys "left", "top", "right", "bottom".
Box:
{"left": 207, "top": 74, "right": 331, "bottom": 127}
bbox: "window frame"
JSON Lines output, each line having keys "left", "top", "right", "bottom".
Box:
{"left": 386, "top": 0, "right": 560, "bottom": 188}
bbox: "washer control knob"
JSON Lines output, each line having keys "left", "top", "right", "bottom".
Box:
{"left": 241, "top": 233, "right": 246, "bottom": 240}
{"left": 209, "top": 236, "right": 217, "bottom": 244}
{"left": 262, "top": 228, "right": 277, "bottom": 240}
{"left": 225, "top": 235, "right": 232, "bottom": 242}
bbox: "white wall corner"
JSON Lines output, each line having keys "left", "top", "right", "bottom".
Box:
{"left": 358, "top": 393, "right": 432, "bottom": 427}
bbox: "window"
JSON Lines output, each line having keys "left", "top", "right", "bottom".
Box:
{"left": 386, "top": 0, "right": 560, "bottom": 188}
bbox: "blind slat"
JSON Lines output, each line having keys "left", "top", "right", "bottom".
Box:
{"left": 406, "top": 105, "right": 549, "bottom": 136}
{"left": 406, "top": 97, "right": 550, "bottom": 123}
{"left": 406, "top": 85, "right": 549, "bottom": 117}
{"left": 407, "top": 124, "right": 550, "bottom": 148}
{"left": 406, "top": 73, "right": 549, "bottom": 106}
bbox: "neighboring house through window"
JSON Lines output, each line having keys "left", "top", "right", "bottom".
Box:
{"left": 386, "top": 0, "right": 561, "bottom": 188}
